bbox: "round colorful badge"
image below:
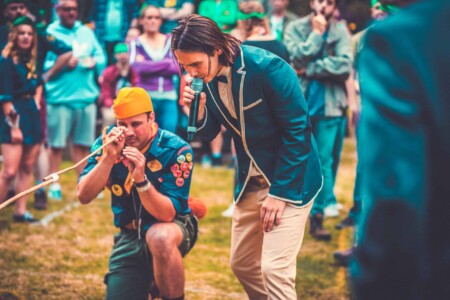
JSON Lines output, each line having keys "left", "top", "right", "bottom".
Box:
{"left": 171, "top": 164, "right": 179, "bottom": 173}
{"left": 176, "top": 177, "right": 185, "bottom": 187}
{"left": 111, "top": 184, "right": 123, "bottom": 196}
{"left": 186, "top": 153, "right": 193, "bottom": 162}
{"left": 177, "top": 155, "right": 186, "bottom": 164}
{"left": 180, "top": 162, "right": 189, "bottom": 172}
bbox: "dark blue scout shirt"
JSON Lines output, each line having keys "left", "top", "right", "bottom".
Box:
{"left": 79, "top": 127, "right": 194, "bottom": 230}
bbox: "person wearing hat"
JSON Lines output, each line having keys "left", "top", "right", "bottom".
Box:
{"left": 0, "top": 16, "right": 42, "bottom": 222}
{"left": 77, "top": 87, "right": 197, "bottom": 300}
{"left": 100, "top": 43, "right": 139, "bottom": 129}
{"left": 1, "top": 0, "right": 73, "bottom": 210}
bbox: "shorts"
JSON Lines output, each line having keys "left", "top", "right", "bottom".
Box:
{"left": 0, "top": 99, "right": 41, "bottom": 145}
{"left": 47, "top": 103, "right": 96, "bottom": 148}
{"left": 104, "top": 214, "right": 198, "bottom": 300}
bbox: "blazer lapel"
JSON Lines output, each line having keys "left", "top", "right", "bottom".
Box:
{"left": 206, "top": 78, "right": 241, "bottom": 136}
{"left": 232, "top": 48, "right": 246, "bottom": 127}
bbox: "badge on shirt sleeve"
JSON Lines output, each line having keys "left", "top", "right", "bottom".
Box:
{"left": 183, "top": 170, "right": 190, "bottom": 179}
{"left": 177, "top": 155, "right": 186, "bottom": 163}
{"left": 180, "top": 162, "right": 189, "bottom": 172}
{"left": 111, "top": 184, "right": 123, "bottom": 196}
{"left": 147, "top": 159, "right": 162, "bottom": 172}
{"left": 176, "top": 177, "right": 185, "bottom": 187}
{"left": 186, "top": 153, "right": 192, "bottom": 162}
{"left": 171, "top": 163, "right": 179, "bottom": 173}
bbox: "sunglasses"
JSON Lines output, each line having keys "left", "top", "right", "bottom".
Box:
{"left": 145, "top": 15, "right": 161, "bottom": 20}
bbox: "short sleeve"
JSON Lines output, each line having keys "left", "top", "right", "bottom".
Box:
{"left": 158, "top": 145, "right": 194, "bottom": 214}
{"left": 78, "top": 135, "right": 104, "bottom": 182}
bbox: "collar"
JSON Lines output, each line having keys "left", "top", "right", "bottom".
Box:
{"left": 216, "top": 65, "right": 232, "bottom": 83}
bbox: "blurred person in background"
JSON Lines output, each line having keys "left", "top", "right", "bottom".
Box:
{"left": 44, "top": 0, "right": 105, "bottom": 201}
{"left": 89, "top": 0, "right": 139, "bottom": 65}
{"left": 351, "top": 0, "right": 450, "bottom": 298}
{"left": 1, "top": 0, "right": 73, "bottom": 210}
{"left": 284, "top": 0, "right": 353, "bottom": 241}
{"left": 333, "top": 0, "right": 392, "bottom": 266}
{"left": 145, "top": 0, "right": 194, "bottom": 34}
{"left": 268, "top": 0, "right": 298, "bottom": 41}
{"left": 198, "top": 0, "right": 238, "bottom": 33}
{"left": 100, "top": 43, "right": 139, "bottom": 129}
{"left": 0, "top": 17, "right": 42, "bottom": 223}
{"left": 237, "top": 1, "right": 289, "bottom": 61}
{"left": 130, "top": 5, "right": 181, "bottom": 133}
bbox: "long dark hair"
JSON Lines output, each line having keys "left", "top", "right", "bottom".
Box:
{"left": 171, "top": 14, "right": 241, "bottom": 67}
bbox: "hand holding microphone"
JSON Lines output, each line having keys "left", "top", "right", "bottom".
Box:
{"left": 183, "top": 76, "right": 206, "bottom": 141}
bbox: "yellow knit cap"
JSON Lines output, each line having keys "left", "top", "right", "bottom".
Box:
{"left": 113, "top": 87, "right": 153, "bottom": 119}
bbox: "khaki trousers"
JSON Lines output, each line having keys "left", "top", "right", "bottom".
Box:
{"left": 230, "top": 184, "right": 313, "bottom": 300}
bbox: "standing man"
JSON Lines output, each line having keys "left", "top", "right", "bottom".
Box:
{"left": 173, "top": 15, "right": 322, "bottom": 299}
{"left": 145, "top": 0, "right": 194, "bottom": 34}
{"left": 77, "top": 87, "right": 197, "bottom": 300}
{"left": 89, "top": 0, "right": 139, "bottom": 65}
{"left": 268, "top": 0, "right": 298, "bottom": 41}
{"left": 284, "top": 0, "right": 352, "bottom": 240}
{"left": 44, "top": 0, "right": 106, "bottom": 200}
{"left": 352, "top": 0, "right": 450, "bottom": 298}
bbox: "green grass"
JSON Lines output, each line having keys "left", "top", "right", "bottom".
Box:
{"left": 0, "top": 137, "right": 357, "bottom": 299}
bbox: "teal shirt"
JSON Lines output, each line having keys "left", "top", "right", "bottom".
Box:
{"left": 198, "top": 0, "right": 238, "bottom": 33}
{"left": 79, "top": 128, "right": 194, "bottom": 229}
{"left": 44, "top": 21, "right": 106, "bottom": 106}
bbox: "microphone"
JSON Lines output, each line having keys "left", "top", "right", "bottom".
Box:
{"left": 187, "top": 78, "right": 204, "bottom": 141}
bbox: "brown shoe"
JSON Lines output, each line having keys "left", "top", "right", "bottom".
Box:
{"left": 333, "top": 247, "right": 354, "bottom": 267}
{"left": 310, "top": 214, "right": 332, "bottom": 241}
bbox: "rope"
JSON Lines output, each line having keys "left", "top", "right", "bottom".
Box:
{"left": 0, "top": 129, "right": 124, "bottom": 211}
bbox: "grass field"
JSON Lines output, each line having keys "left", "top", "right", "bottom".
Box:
{"left": 0, "top": 137, "right": 356, "bottom": 300}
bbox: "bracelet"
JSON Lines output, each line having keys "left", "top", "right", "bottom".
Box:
{"left": 133, "top": 175, "right": 148, "bottom": 188}
{"left": 136, "top": 180, "right": 151, "bottom": 192}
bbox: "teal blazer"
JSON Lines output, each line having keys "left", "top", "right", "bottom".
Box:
{"left": 198, "top": 45, "right": 323, "bottom": 207}
{"left": 352, "top": 0, "right": 450, "bottom": 298}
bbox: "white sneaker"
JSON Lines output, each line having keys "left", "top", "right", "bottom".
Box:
{"left": 222, "top": 203, "right": 235, "bottom": 218}
{"left": 324, "top": 204, "right": 340, "bottom": 218}
{"left": 48, "top": 183, "right": 62, "bottom": 201}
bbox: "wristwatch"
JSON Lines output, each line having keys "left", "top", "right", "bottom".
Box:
{"left": 133, "top": 175, "right": 148, "bottom": 188}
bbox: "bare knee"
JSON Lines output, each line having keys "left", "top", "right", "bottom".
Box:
{"left": 0, "top": 168, "right": 17, "bottom": 182}
{"left": 146, "top": 225, "right": 179, "bottom": 258}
